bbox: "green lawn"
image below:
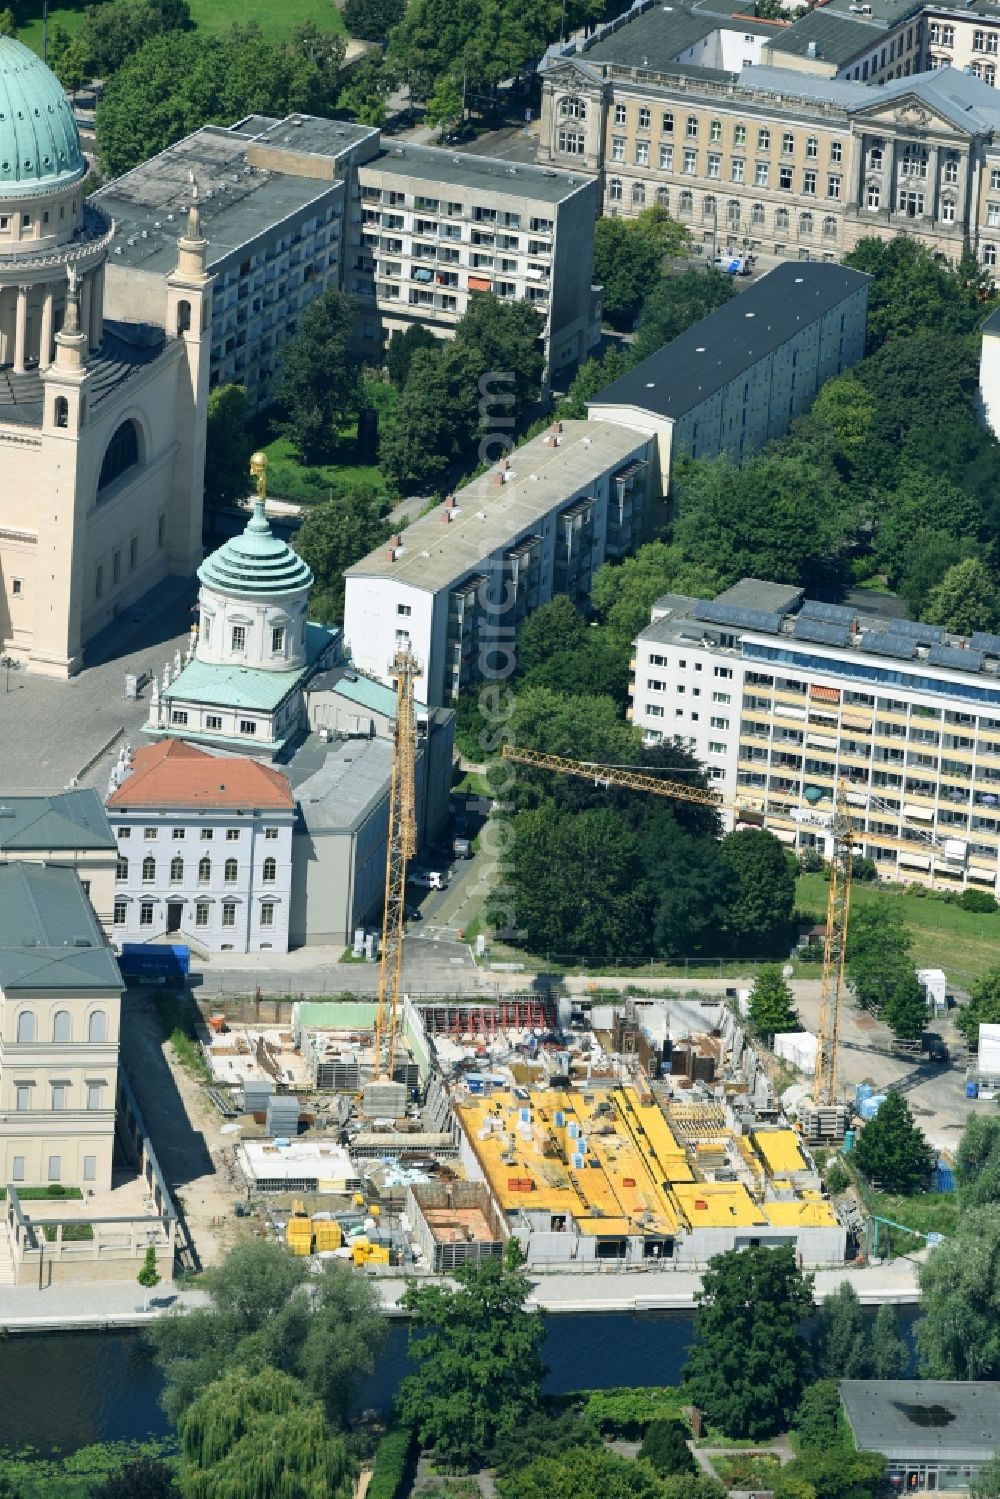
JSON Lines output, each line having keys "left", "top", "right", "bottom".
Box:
{"left": 19, "top": 0, "right": 344, "bottom": 52}
{"left": 796, "top": 873, "right": 1000, "bottom": 990}
{"left": 257, "top": 385, "right": 397, "bottom": 505}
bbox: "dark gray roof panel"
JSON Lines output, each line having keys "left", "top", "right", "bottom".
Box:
{"left": 841, "top": 1380, "right": 1000, "bottom": 1464}
{"left": 767, "top": 9, "right": 888, "bottom": 62}
{"left": 972, "top": 631, "right": 1000, "bottom": 654}
{"left": 792, "top": 617, "right": 852, "bottom": 648}
{"left": 928, "top": 643, "right": 984, "bottom": 672}
{"left": 589, "top": 262, "right": 869, "bottom": 421}
{"left": 862, "top": 632, "right": 917, "bottom": 660}
{"left": 692, "top": 599, "right": 783, "bottom": 633}
{"left": 0, "top": 789, "right": 116, "bottom": 851}
{"left": 0, "top": 864, "right": 122, "bottom": 992}
{"left": 800, "top": 599, "right": 858, "bottom": 624}
{"left": 886, "top": 617, "right": 946, "bottom": 643}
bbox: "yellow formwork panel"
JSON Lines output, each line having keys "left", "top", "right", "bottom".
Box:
{"left": 672, "top": 1180, "right": 768, "bottom": 1229}
{"left": 752, "top": 1129, "right": 808, "bottom": 1176}
{"left": 763, "top": 1198, "right": 839, "bottom": 1228}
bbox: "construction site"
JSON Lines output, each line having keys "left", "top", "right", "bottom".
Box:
{"left": 171, "top": 655, "right": 950, "bottom": 1276}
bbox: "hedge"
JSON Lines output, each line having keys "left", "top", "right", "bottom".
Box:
{"left": 367, "top": 1424, "right": 416, "bottom": 1499}
{"left": 580, "top": 1387, "right": 691, "bottom": 1440}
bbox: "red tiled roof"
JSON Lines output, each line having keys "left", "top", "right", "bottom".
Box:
{"left": 106, "top": 741, "right": 293, "bottom": 810}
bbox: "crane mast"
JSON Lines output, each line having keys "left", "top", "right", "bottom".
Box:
{"left": 813, "top": 779, "right": 853, "bottom": 1107}
{"left": 374, "top": 646, "right": 418, "bottom": 1080}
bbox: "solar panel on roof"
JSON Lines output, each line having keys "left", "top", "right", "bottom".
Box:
{"left": 928, "top": 643, "right": 984, "bottom": 673}
{"left": 863, "top": 632, "right": 917, "bottom": 661}
{"left": 885, "top": 617, "right": 946, "bottom": 643}
{"left": 791, "top": 618, "right": 851, "bottom": 648}
{"left": 799, "top": 599, "right": 857, "bottom": 625}
{"left": 971, "top": 632, "right": 1000, "bottom": 656}
{"left": 692, "top": 600, "right": 782, "bottom": 634}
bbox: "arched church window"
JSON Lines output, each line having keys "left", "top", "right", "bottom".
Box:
{"left": 98, "top": 420, "right": 140, "bottom": 495}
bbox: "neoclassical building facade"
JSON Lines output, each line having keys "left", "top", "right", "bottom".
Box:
{"left": 0, "top": 37, "right": 210, "bottom": 677}
{"left": 539, "top": 0, "right": 1000, "bottom": 269}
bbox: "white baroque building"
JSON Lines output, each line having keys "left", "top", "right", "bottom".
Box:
{"left": 0, "top": 37, "right": 210, "bottom": 677}
{"left": 145, "top": 482, "right": 336, "bottom": 754}
{"left": 107, "top": 740, "right": 296, "bottom": 954}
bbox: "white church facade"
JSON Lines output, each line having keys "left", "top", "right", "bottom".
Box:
{"left": 0, "top": 37, "right": 210, "bottom": 678}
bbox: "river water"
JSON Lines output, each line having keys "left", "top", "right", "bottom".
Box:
{"left": 0, "top": 1306, "right": 920, "bottom": 1455}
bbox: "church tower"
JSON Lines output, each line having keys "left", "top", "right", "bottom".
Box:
{"left": 165, "top": 177, "right": 213, "bottom": 577}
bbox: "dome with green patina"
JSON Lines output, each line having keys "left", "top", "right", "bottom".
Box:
{"left": 0, "top": 38, "right": 86, "bottom": 199}
{"left": 198, "top": 499, "right": 314, "bottom": 599}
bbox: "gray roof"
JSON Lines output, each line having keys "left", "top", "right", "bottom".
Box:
{"left": 95, "top": 123, "right": 347, "bottom": 275}
{"left": 361, "top": 141, "right": 593, "bottom": 206}
{"left": 765, "top": 9, "right": 888, "bottom": 62}
{"left": 821, "top": 0, "right": 921, "bottom": 22}
{"left": 715, "top": 579, "right": 804, "bottom": 615}
{"left": 0, "top": 864, "right": 122, "bottom": 992}
{"left": 579, "top": 0, "right": 771, "bottom": 72}
{"left": 345, "top": 420, "right": 649, "bottom": 594}
{"left": 0, "top": 790, "right": 116, "bottom": 852}
{"left": 740, "top": 62, "right": 1000, "bottom": 130}
{"left": 288, "top": 735, "right": 394, "bottom": 835}
{"left": 589, "top": 262, "right": 869, "bottom": 423}
{"left": 841, "top": 1380, "right": 1000, "bottom": 1463}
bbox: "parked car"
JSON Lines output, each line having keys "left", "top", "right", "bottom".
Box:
{"left": 409, "top": 869, "right": 445, "bottom": 890}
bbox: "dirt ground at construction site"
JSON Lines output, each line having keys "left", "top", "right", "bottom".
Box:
{"left": 120, "top": 991, "right": 247, "bottom": 1269}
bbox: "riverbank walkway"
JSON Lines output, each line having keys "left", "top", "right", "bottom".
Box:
{"left": 0, "top": 1251, "right": 919, "bottom": 1333}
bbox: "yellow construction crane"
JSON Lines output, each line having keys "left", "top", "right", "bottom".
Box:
{"left": 374, "top": 645, "right": 419, "bottom": 1080}
{"left": 501, "top": 746, "right": 941, "bottom": 1111}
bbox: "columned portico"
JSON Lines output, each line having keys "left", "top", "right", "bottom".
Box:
{"left": 13, "top": 285, "right": 26, "bottom": 375}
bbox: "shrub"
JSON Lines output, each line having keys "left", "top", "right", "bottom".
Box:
{"left": 825, "top": 1162, "right": 850, "bottom": 1195}
{"left": 581, "top": 1387, "right": 689, "bottom": 1439}
{"left": 961, "top": 888, "right": 999, "bottom": 914}
{"left": 367, "top": 1425, "right": 416, "bottom": 1499}
{"left": 638, "top": 1418, "right": 696, "bottom": 1476}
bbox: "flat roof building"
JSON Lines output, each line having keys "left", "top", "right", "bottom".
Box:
{"left": 630, "top": 578, "right": 1000, "bottom": 894}
{"left": 841, "top": 1380, "right": 1000, "bottom": 1490}
{"left": 343, "top": 418, "right": 656, "bottom": 705}
{"left": 97, "top": 113, "right": 600, "bottom": 408}
{"left": 454, "top": 1085, "right": 844, "bottom": 1267}
{"left": 589, "top": 261, "right": 869, "bottom": 491}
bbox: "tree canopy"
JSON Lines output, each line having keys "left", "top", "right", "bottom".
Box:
{"left": 954, "top": 967, "right": 1000, "bottom": 1048}
{"left": 853, "top": 1092, "right": 934, "bottom": 1195}
{"left": 97, "top": 24, "right": 344, "bottom": 177}
{"left": 683, "top": 1245, "right": 813, "bottom": 1439}
{"left": 748, "top": 966, "right": 798, "bottom": 1044}
{"left": 343, "top": 0, "right": 405, "bottom": 41}
{"left": 293, "top": 484, "right": 391, "bottom": 625}
{"left": 497, "top": 1446, "right": 670, "bottom": 1499}
{"left": 204, "top": 385, "right": 254, "bottom": 517}
{"left": 146, "top": 1242, "right": 386, "bottom": 1428}
{"left": 280, "top": 289, "right": 359, "bottom": 464}
{"left": 918, "top": 1207, "right": 1000, "bottom": 1378}
{"left": 179, "top": 1366, "right": 354, "bottom": 1499}
{"left": 397, "top": 1259, "right": 546, "bottom": 1469}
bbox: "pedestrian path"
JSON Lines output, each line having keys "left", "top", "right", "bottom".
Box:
{"left": 0, "top": 1280, "right": 208, "bottom": 1331}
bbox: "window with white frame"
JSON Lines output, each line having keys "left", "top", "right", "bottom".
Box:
{"left": 558, "top": 129, "right": 585, "bottom": 155}
{"left": 755, "top": 161, "right": 769, "bottom": 187}
{"left": 686, "top": 115, "right": 698, "bottom": 139}
{"left": 611, "top": 137, "right": 625, "bottom": 162}
{"left": 683, "top": 149, "right": 697, "bottom": 174}
{"left": 660, "top": 144, "right": 673, "bottom": 170}
{"left": 731, "top": 158, "right": 744, "bottom": 183}
{"left": 608, "top": 177, "right": 623, "bottom": 202}
{"left": 635, "top": 140, "right": 649, "bottom": 165}
{"left": 707, "top": 154, "right": 721, "bottom": 179}
{"left": 560, "top": 95, "right": 587, "bottom": 118}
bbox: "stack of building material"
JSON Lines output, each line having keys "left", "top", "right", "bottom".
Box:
{"left": 362, "top": 1079, "right": 408, "bottom": 1119}
{"left": 243, "top": 1078, "right": 272, "bottom": 1114}
{"left": 266, "top": 1095, "right": 300, "bottom": 1138}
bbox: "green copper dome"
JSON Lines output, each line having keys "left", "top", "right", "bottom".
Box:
{"left": 0, "top": 38, "right": 85, "bottom": 199}
{"left": 198, "top": 500, "right": 314, "bottom": 599}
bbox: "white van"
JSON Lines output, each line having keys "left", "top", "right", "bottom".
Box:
{"left": 409, "top": 869, "right": 444, "bottom": 890}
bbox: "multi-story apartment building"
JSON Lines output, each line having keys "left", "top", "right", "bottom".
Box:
{"left": 348, "top": 143, "right": 601, "bottom": 380}
{"left": 106, "top": 740, "right": 296, "bottom": 954}
{"left": 0, "top": 862, "right": 123, "bottom": 1190}
{"left": 588, "top": 261, "right": 868, "bottom": 492}
{"left": 343, "top": 418, "right": 655, "bottom": 705}
{"left": 96, "top": 115, "right": 600, "bottom": 408}
{"left": 539, "top": 0, "right": 1000, "bottom": 267}
{"left": 630, "top": 579, "right": 1000, "bottom": 894}
{"left": 0, "top": 790, "right": 118, "bottom": 934}
{"left": 96, "top": 117, "right": 379, "bottom": 414}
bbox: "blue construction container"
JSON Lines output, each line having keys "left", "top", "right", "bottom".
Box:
{"left": 855, "top": 1083, "right": 874, "bottom": 1110}
{"left": 119, "top": 943, "right": 190, "bottom": 983}
{"left": 967, "top": 1080, "right": 980, "bottom": 1099}
{"left": 859, "top": 1093, "right": 887, "bottom": 1121}
{"left": 842, "top": 1129, "right": 855, "bottom": 1154}
{"left": 932, "top": 1160, "right": 955, "bottom": 1193}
